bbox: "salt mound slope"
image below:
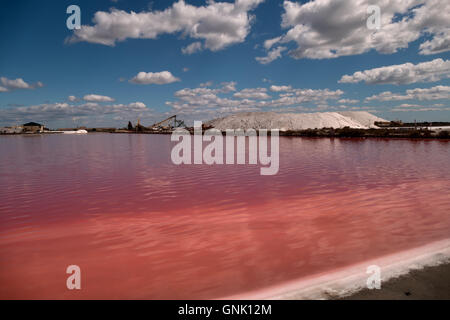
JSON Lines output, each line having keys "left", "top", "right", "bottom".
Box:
{"left": 337, "top": 111, "right": 386, "bottom": 128}
{"left": 207, "top": 111, "right": 386, "bottom": 130}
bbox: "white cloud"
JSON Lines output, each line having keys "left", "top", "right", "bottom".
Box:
{"left": 182, "top": 42, "right": 203, "bottom": 55}
{"left": 0, "top": 101, "right": 151, "bottom": 126}
{"left": 260, "top": 0, "right": 450, "bottom": 62}
{"left": 339, "top": 59, "right": 450, "bottom": 85}
{"left": 0, "top": 77, "right": 44, "bottom": 92}
{"left": 220, "top": 81, "right": 237, "bottom": 93}
{"left": 199, "top": 81, "right": 213, "bottom": 87}
{"left": 395, "top": 103, "right": 424, "bottom": 108}
{"left": 166, "top": 82, "right": 343, "bottom": 119}
{"left": 130, "top": 71, "right": 180, "bottom": 85}
{"left": 419, "top": 30, "right": 450, "bottom": 55}
{"left": 282, "top": 88, "right": 343, "bottom": 103}
{"left": 268, "top": 86, "right": 342, "bottom": 104}
{"left": 233, "top": 88, "right": 271, "bottom": 99}
{"left": 263, "top": 36, "right": 282, "bottom": 50}
{"left": 391, "top": 103, "right": 450, "bottom": 112}
{"left": 127, "top": 102, "right": 147, "bottom": 109}
{"left": 366, "top": 85, "right": 450, "bottom": 101}
{"left": 68, "top": 95, "right": 78, "bottom": 102}
{"left": 270, "top": 85, "right": 292, "bottom": 92}
{"left": 68, "top": 0, "right": 264, "bottom": 53}
{"left": 83, "top": 94, "right": 115, "bottom": 102}
{"left": 256, "top": 46, "right": 286, "bottom": 64}
{"left": 338, "top": 99, "right": 359, "bottom": 104}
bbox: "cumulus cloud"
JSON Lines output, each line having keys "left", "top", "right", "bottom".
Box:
{"left": 182, "top": 42, "right": 203, "bottom": 55}
{"left": 130, "top": 71, "right": 180, "bottom": 85}
{"left": 83, "top": 94, "right": 115, "bottom": 102}
{"left": 419, "top": 30, "right": 450, "bottom": 55}
{"left": 395, "top": 103, "right": 425, "bottom": 108}
{"left": 338, "top": 99, "right": 359, "bottom": 104}
{"left": 0, "top": 77, "right": 44, "bottom": 92}
{"left": 255, "top": 46, "right": 286, "bottom": 64}
{"left": 366, "top": 85, "right": 450, "bottom": 101}
{"left": 339, "top": 59, "right": 450, "bottom": 85}
{"left": 259, "top": 0, "right": 450, "bottom": 62}
{"left": 220, "top": 81, "right": 237, "bottom": 93}
{"left": 199, "top": 81, "right": 213, "bottom": 87}
{"left": 267, "top": 86, "right": 345, "bottom": 104}
{"left": 166, "top": 82, "right": 343, "bottom": 119}
{"left": 263, "top": 36, "right": 282, "bottom": 50}
{"left": 270, "top": 85, "right": 292, "bottom": 92}
{"left": 67, "top": 0, "right": 263, "bottom": 53}
{"left": 0, "top": 101, "right": 150, "bottom": 126}
{"left": 233, "top": 88, "right": 271, "bottom": 99}
{"left": 391, "top": 103, "right": 450, "bottom": 112}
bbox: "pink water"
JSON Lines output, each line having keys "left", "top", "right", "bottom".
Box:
{"left": 0, "top": 134, "right": 449, "bottom": 299}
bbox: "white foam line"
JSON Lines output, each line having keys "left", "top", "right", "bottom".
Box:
{"left": 223, "top": 238, "right": 450, "bottom": 300}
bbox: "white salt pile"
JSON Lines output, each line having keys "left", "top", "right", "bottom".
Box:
{"left": 337, "top": 111, "right": 386, "bottom": 128}
{"left": 207, "top": 111, "right": 386, "bottom": 131}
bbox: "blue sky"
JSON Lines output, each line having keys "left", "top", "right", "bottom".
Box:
{"left": 0, "top": 0, "right": 449, "bottom": 128}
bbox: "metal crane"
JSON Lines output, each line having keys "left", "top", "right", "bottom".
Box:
{"left": 149, "top": 115, "right": 185, "bottom": 130}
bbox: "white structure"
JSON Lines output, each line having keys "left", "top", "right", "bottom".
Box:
{"left": 0, "top": 126, "right": 24, "bottom": 134}
{"left": 62, "top": 129, "right": 88, "bottom": 134}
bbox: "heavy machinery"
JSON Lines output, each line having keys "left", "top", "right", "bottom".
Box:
{"left": 149, "top": 115, "right": 185, "bottom": 131}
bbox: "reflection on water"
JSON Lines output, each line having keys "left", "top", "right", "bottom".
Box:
{"left": 0, "top": 134, "right": 449, "bottom": 299}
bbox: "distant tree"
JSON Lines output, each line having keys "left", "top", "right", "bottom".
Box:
{"left": 127, "top": 121, "right": 133, "bottom": 130}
